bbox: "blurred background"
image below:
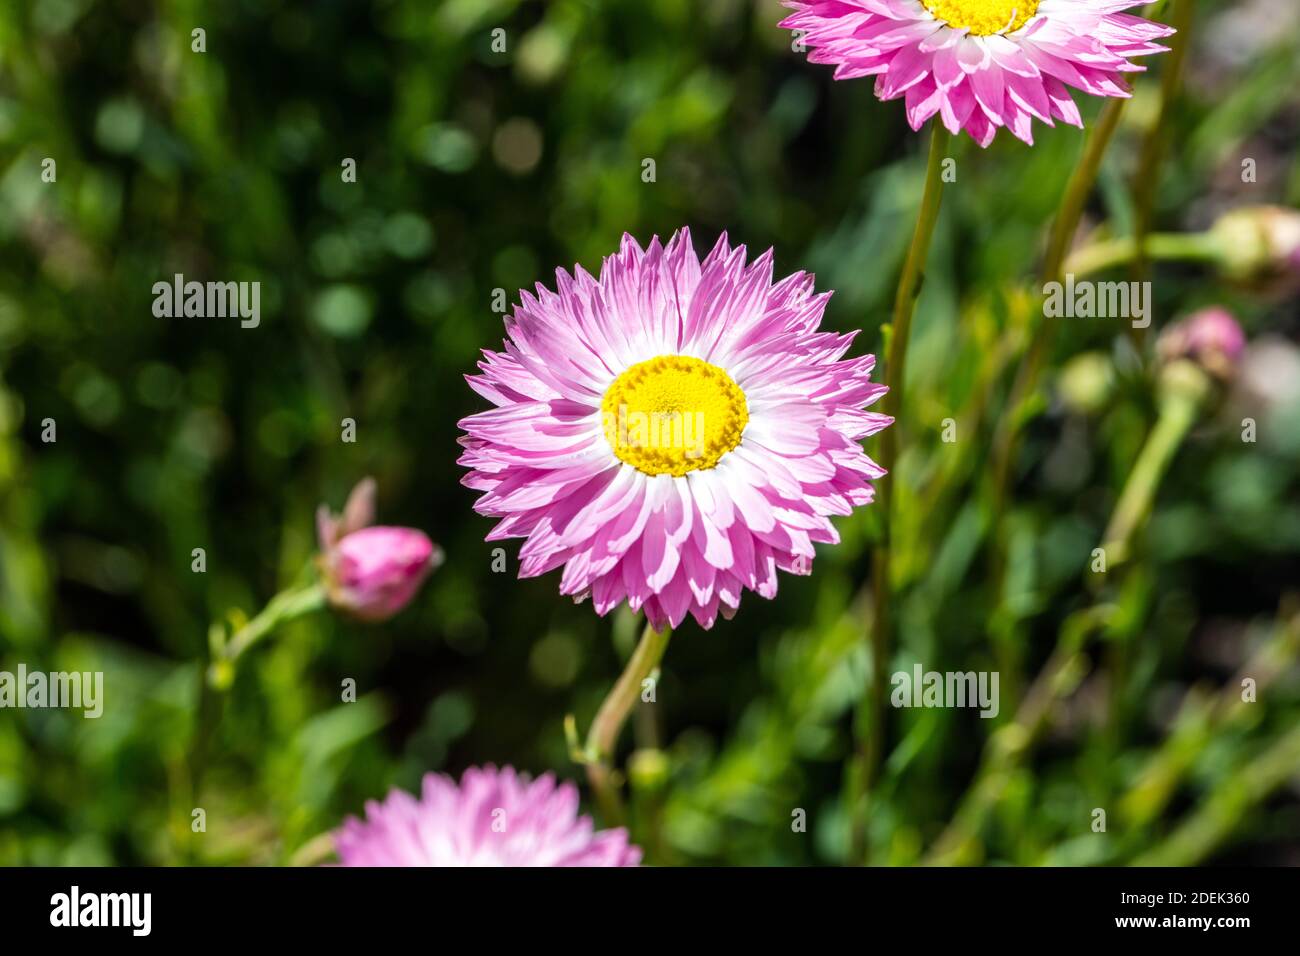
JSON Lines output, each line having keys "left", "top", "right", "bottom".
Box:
{"left": 0, "top": 0, "right": 1297, "bottom": 866}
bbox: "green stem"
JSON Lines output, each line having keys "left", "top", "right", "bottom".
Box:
{"left": 1133, "top": 722, "right": 1300, "bottom": 867}
{"left": 990, "top": 98, "right": 1128, "bottom": 510}
{"left": 1043, "top": 98, "right": 1127, "bottom": 287}
{"left": 211, "top": 582, "right": 327, "bottom": 684}
{"left": 856, "top": 121, "right": 950, "bottom": 863}
{"left": 1064, "top": 231, "right": 1219, "bottom": 278}
{"left": 924, "top": 605, "right": 1110, "bottom": 865}
{"left": 929, "top": 368, "right": 1212, "bottom": 866}
{"left": 584, "top": 620, "right": 672, "bottom": 824}
{"left": 1095, "top": 360, "right": 1209, "bottom": 752}
{"left": 1129, "top": 0, "right": 1194, "bottom": 291}
{"left": 983, "top": 97, "right": 1130, "bottom": 713}
{"left": 1099, "top": 361, "right": 1210, "bottom": 569}
{"left": 188, "top": 581, "right": 327, "bottom": 829}
{"left": 1121, "top": 612, "right": 1300, "bottom": 830}
{"left": 992, "top": 0, "right": 1184, "bottom": 485}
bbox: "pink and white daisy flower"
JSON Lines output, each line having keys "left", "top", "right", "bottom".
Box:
{"left": 334, "top": 765, "right": 641, "bottom": 866}
{"left": 780, "top": 0, "right": 1176, "bottom": 146}
{"left": 458, "top": 229, "right": 890, "bottom": 632}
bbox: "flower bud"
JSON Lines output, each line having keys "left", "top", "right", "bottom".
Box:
{"left": 1209, "top": 206, "right": 1300, "bottom": 283}
{"left": 317, "top": 478, "right": 441, "bottom": 622}
{"left": 627, "top": 748, "right": 671, "bottom": 793}
{"left": 1057, "top": 351, "right": 1115, "bottom": 416}
{"left": 316, "top": 477, "right": 376, "bottom": 551}
{"left": 323, "top": 526, "right": 441, "bottom": 622}
{"left": 1157, "top": 307, "right": 1246, "bottom": 381}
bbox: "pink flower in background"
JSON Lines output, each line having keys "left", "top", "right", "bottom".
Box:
{"left": 1159, "top": 307, "right": 1247, "bottom": 380}
{"left": 317, "top": 478, "right": 442, "bottom": 622}
{"left": 458, "top": 229, "right": 890, "bottom": 631}
{"left": 334, "top": 765, "right": 641, "bottom": 866}
{"left": 780, "top": 0, "right": 1175, "bottom": 146}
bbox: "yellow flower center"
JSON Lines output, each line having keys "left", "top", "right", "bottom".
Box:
{"left": 923, "top": 0, "right": 1040, "bottom": 35}
{"left": 600, "top": 355, "right": 748, "bottom": 477}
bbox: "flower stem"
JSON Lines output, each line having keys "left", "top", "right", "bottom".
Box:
{"left": 990, "top": 98, "right": 1128, "bottom": 510}
{"left": 983, "top": 98, "right": 1130, "bottom": 704}
{"left": 1096, "top": 360, "right": 1209, "bottom": 745}
{"left": 1065, "top": 230, "right": 1219, "bottom": 278}
{"left": 585, "top": 619, "right": 672, "bottom": 825}
{"left": 1101, "top": 0, "right": 1194, "bottom": 354}
{"left": 188, "top": 581, "right": 327, "bottom": 826}
{"left": 1042, "top": 98, "right": 1127, "bottom": 287}
{"left": 856, "top": 121, "right": 950, "bottom": 862}
{"left": 928, "top": 363, "right": 1212, "bottom": 866}
{"left": 1133, "top": 721, "right": 1300, "bottom": 867}
{"left": 1099, "top": 361, "right": 1210, "bottom": 570}
{"left": 1129, "top": 0, "right": 1194, "bottom": 289}
{"left": 210, "top": 582, "right": 327, "bottom": 685}
{"left": 925, "top": 604, "right": 1112, "bottom": 865}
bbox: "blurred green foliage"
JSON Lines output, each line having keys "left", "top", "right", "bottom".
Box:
{"left": 0, "top": 0, "right": 1298, "bottom": 866}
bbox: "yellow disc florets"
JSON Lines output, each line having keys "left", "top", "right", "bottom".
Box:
{"left": 923, "top": 0, "right": 1040, "bottom": 35}
{"left": 601, "top": 355, "right": 748, "bottom": 477}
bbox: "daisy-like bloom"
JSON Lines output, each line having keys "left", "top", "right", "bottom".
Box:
{"left": 780, "top": 0, "right": 1175, "bottom": 146}
{"left": 458, "top": 229, "right": 890, "bottom": 631}
{"left": 334, "top": 765, "right": 641, "bottom": 866}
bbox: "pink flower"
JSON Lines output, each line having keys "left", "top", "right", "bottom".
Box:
{"left": 317, "top": 478, "right": 441, "bottom": 622}
{"left": 780, "top": 0, "right": 1175, "bottom": 147}
{"left": 1158, "top": 307, "right": 1246, "bottom": 380}
{"left": 458, "top": 229, "right": 890, "bottom": 631}
{"left": 334, "top": 765, "right": 641, "bottom": 867}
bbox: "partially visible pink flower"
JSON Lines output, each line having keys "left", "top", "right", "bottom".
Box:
{"left": 334, "top": 765, "right": 641, "bottom": 867}
{"left": 1158, "top": 307, "right": 1246, "bottom": 380}
{"left": 780, "top": 1, "right": 1175, "bottom": 147}
{"left": 317, "top": 478, "right": 441, "bottom": 622}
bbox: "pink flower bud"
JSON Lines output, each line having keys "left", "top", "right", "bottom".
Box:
{"left": 1158, "top": 307, "right": 1246, "bottom": 380}
{"left": 317, "top": 478, "right": 441, "bottom": 622}
{"left": 323, "top": 526, "right": 442, "bottom": 622}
